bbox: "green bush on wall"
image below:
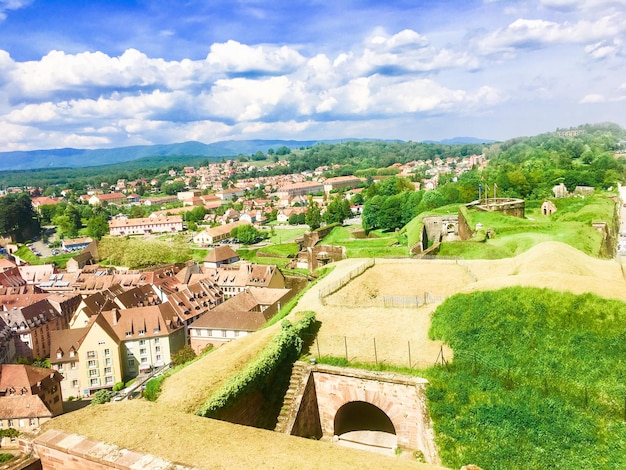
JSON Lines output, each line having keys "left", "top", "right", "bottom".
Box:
{"left": 196, "top": 312, "right": 316, "bottom": 418}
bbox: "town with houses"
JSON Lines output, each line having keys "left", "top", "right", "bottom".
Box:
{"left": 0, "top": 152, "right": 486, "bottom": 448}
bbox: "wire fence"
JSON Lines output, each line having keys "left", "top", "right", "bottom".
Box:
{"left": 304, "top": 333, "right": 449, "bottom": 370}
{"left": 380, "top": 293, "right": 446, "bottom": 307}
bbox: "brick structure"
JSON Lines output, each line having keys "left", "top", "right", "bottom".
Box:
{"left": 29, "top": 430, "right": 200, "bottom": 470}
{"left": 286, "top": 364, "right": 439, "bottom": 464}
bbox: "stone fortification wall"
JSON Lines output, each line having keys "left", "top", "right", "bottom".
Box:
{"left": 472, "top": 198, "right": 525, "bottom": 218}
{"left": 457, "top": 208, "right": 473, "bottom": 240}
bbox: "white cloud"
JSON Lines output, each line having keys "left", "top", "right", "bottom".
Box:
{"left": 540, "top": 0, "right": 626, "bottom": 12}
{"left": 584, "top": 39, "right": 623, "bottom": 60}
{"left": 346, "top": 29, "right": 479, "bottom": 76}
{"left": 205, "top": 40, "right": 305, "bottom": 75}
{"left": 579, "top": 93, "right": 606, "bottom": 103}
{"left": 0, "top": 0, "right": 31, "bottom": 21}
{"left": 477, "top": 14, "right": 626, "bottom": 55}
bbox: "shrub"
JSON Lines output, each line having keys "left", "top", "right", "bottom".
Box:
{"left": 0, "top": 454, "right": 14, "bottom": 463}
{"left": 171, "top": 345, "right": 197, "bottom": 367}
{"left": 91, "top": 390, "right": 112, "bottom": 405}
{"left": 112, "top": 381, "right": 125, "bottom": 392}
{"left": 143, "top": 376, "right": 164, "bottom": 402}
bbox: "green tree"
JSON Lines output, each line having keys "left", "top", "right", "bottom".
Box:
{"left": 362, "top": 195, "right": 383, "bottom": 230}
{"left": 64, "top": 204, "right": 82, "bottom": 237}
{"left": 0, "top": 193, "right": 39, "bottom": 242}
{"left": 231, "top": 224, "right": 262, "bottom": 244}
{"left": 39, "top": 204, "right": 57, "bottom": 225}
{"left": 305, "top": 199, "right": 322, "bottom": 230}
{"left": 288, "top": 213, "right": 299, "bottom": 225}
{"left": 162, "top": 180, "right": 185, "bottom": 195}
{"left": 378, "top": 194, "right": 404, "bottom": 231}
{"left": 323, "top": 195, "right": 352, "bottom": 225}
{"left": 86, "top": 214, "right": 109, "bottom": 240}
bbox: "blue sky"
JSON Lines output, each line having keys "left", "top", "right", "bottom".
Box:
{"left": 0, "top": 0, "right": 624, "bottom": 151}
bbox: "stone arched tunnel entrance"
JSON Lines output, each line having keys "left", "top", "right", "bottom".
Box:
{"left": 282, "top": 363, "right": 439, "bottom": 464}
{"left": 334, "top": 401, "right": 397, "bottom": 450}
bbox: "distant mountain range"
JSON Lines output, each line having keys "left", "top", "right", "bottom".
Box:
{"left": 0, "top": 137, "right": 495, "bottom": 171}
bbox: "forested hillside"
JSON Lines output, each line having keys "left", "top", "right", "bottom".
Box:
{"left": 359, "top": 123, "right": 626, "bottom": 233}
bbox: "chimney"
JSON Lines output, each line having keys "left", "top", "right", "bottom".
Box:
{"left": 112, "top": 308, "right": 119, "bottom": 325}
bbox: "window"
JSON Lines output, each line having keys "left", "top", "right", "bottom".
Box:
{"left": 128, "top": 359, "right": 135, "bottom": 367}
{"left": 87, "top": 351, "right": 96, "bottom": 358}
{"left": 56, "top": 351, "right": 62, "bottom": 359}
{"left": 155, "top": 346, "right": 161, "bottom": 353}
{"left": 104, "top": 348, "right": 110, "bottom": 356}
{"left": 71, "top": 362, "right": 77, "bottom": 369}
{"left": 72, "top": 380, "right": 79, "bottom": 388}
{"left": 140, "top": 348, "right": 147, "bottom": 355}
{"left": 222, "top": 330, "right": 227, "bottom": 338}
{"left": 58, "top": 364, "right": 64, "bottom": 372}
{"left": 98, "top": 340, "right": 105, "bottom": 345}
{"left": 138, "top": 329, "right": 145, "bottom": 335}
{"left": 141, "top": 357, "right": 148, "bottom": 363}
{"left": 105, "top": 358, "right": 112, "bottom": 366}
{"left": 87, "top": 360, "right": 96, "bottom": 368}
{"left": 69, "top": 350, "right": 75, "bottom": 358}
{"left": 139, "top": 339, "right": 146, "bottom": 346}
{"left": 89, "top": 369, "right": 98, "bottom": 377}
{"left": 104, "top": 367, "right": 112, "bottom": 374}
{"left": 29, "top": 418, "right": 36, "bottom": 426}
{"left": 127, "top": 349, "right": 134, "bottom": 356}
{"left": 9, "top": 420, "right": 14, "bottom": 427}
{"left": 90, "top": 378, "right": 99, "bottom": 386}
{"left": 105, "top": 376, "right": 113, "bottom": 384}
{"left": 154, "top": 338, "right": 160, "bottom": 344}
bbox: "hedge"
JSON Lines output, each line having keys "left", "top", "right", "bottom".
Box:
{"left": 196, "top": 311, "right": 316, "bottom": 418}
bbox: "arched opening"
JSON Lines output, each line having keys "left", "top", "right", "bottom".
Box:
{"left": 334, "top": 401, "right": 395, "bottom": 436}
{"left": 446, "top": 223, "right": 456, "bottom": 234}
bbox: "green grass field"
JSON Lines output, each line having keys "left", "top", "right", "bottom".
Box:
{"left": 261, "top": 226, "right": 308, "bottom": 244}
{"left": 426, "top": 286, "right": 626, "bottom": 469}
{"left": 320, "top": 226, "right": 408, "bottom": 257}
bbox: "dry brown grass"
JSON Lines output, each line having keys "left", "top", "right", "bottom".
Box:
{"left": 158, "top": 323, "right": 278, "bottom": 413}
{"left": 460, "top": 241, "right": 626, "bottom": 300}
{"left": 46, "top": 401, "right": 439, "bottom": 469}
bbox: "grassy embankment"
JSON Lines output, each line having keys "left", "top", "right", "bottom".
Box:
{"left": 426, "top": 286, "right": 626, "bottom": 469}
{"left": 402, "top": 195, "right": 615, "bottom": 259}
{"left": 320, "top": 225, "right": 408, "bottom": 257}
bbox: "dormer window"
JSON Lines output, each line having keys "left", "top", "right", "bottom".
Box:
{"left": 56, "top": 350, "right": 63, "bottom": 359}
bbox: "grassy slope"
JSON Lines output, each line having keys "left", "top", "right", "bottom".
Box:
{"left": 321, "top": 225, "right": 408, "bottom": 257}
{"left": 427, "top": 287, "right": 626, "bottom": 470}
{"left": 438, "top": 195, "right": 613, "bottom": 259}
